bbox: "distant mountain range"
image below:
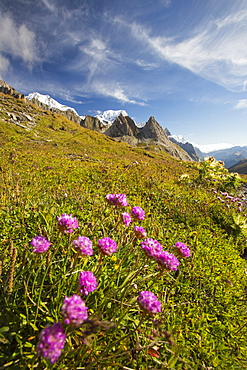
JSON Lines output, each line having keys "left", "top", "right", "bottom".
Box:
{"left": 24, "top": 91, "right": 247, "bottom": 169}
{"left": 229, "top": 159, "right": 247, "bottom": 174}
{"left": 0, "top": 81, "right": 192, "bottom": 161}
{"left": 205, "top": 146, "right": 247, "bottom": 169}
{"left": 24, "top": 91, "right": 195, "bottom": 161}
{"left": 1, "top": 81, "right": 246, "bottom": 171}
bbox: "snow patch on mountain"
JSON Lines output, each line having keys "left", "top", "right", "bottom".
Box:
{"left": 169, "top": 134, "right": 186, "bottom": 144}
{"left": 26, "top": 91, "right": 237, "bottom": 155}
{"left": 26, "top": 92, "right": 79, "bottom": 116}
{"left": 27, "top": 93, "right": 130, "bottom": 125}
{"left": 95, "top": 109, "right": 129, "bottom": 125}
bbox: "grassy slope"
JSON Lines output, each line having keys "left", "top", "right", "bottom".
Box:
{"left": 0, "top": 95, "right": 247, "bottom": 369}
{"left": 229, "top": 159, "right": 247, "bottom": 175}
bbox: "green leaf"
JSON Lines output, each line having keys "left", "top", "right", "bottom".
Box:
{"left": 0, "top": 326, "right": 10, "bottom": 333}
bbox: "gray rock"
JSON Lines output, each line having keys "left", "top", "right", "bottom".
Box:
{"left": 104, "top": 114, "right": 193, "bottom": 161}
{"left": 80, "top": 115, "right": 109, "bottom": 133}
{"left": 0, "top": 80, "right": 26, "bottom": 100}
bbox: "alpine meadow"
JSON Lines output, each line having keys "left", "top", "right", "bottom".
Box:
{"left": 1, "top": 91, "right": 247, "bottom": 370}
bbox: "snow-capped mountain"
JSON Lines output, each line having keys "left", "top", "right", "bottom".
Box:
{"left": 95, "top": 110, "right": 129, "bottom": 125}
{"left": 25, "top": 90, "right": 245, "bottom": 166}
{"left": 26, "top": 92, "right": 79, "bottom": 116}
{"left": 169, "top": 134, "right": 187, "bottom": 144}
{"left": 26, "top": 93, "right": 129, "bottom": 124}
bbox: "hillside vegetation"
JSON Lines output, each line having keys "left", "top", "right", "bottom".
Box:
{"left": 229, "top": 159, "right": 247, "bottom": 175}
{"left": 1, "top": 94, "right": 247, "bottom": 369}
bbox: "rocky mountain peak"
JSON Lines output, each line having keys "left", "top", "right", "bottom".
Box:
{"left": 105, "top": 113, "right": 139, "bottom": 137}
{"left": 141, "top": 116, "right": 167, "bottom": 141}
{"left": 0, "top": 80, "right": 26, "bottom": 100}
{"left": 103, "top": 113, "right": 193, "bottom": 161}
{"left": 0, "top": 81, "right": 196, "bottom": 162}
{"left": 95, "top": 109, "right": 129, "bottom": 125}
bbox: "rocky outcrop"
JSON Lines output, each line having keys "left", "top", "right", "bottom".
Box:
{"left": 104, "top": 113, "right": 139, "bottom": 137}
{"left": 0, "top": 80, "right": 26, "bottom": 100}
{"left": 104, "top": 114, "right": 193, "bottom": 161}
{"left": 179, "top": 142, "right": 199, "bottom": 161}
{"left": 80, "top": 115, "right": 110, "bottom": 133}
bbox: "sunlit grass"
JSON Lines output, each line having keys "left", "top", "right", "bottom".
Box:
{"left": 0, "top": 95, "right": 247, "bottom": 369}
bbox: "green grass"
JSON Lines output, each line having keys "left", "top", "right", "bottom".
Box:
{"left": 0, "top": 95, "right": 247, "bottom": 369}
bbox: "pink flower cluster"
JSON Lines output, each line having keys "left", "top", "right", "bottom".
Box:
{"left": 174, "top": 242, "right": 191, "bottom": 258}
{"left": 105, "top": 194, "right": 147, "bottom": 231}
{"left": 61, "top": 294, "right": 88, "bottom": 327}
{"left": 121, "top": 212, "right": 132, "bottom": 226}
{"left": 137, "top": 291, "right": 162, "bottom": 314}
{"left": 38, "top": 292, "right": 91, "bottom": 363}
{"left": 105, "top": 193, "right": 129, "bottom": 207}
{"left": 73, "top": 236, "right": 94, "bottom": 256}
{"left": 57, "top": 213, "right": 79, "bottom": 233}
{"left": 30, "top": 236, "right": 51, "bottom": 253}
{"left": 141, "top": 238, "right": 163, "bottom": 258}
{"left": 78, "top": 271, "right": 98, "bottom": 295}
{"left": 37, "top": 323, "right": 66, "bottom": 364}
{"left": 98, "top": 237, "right": 117, "bottom": 256}
{"left": 134, "top": 226, "right": 147, "bottom": 239}
{"left": 154, "top": 251, "right": 180, "bottom": 271}
{"left": 140, "top": 237, "right": 190, "bottom": 271}
{"left": 213, "top": 190, "right": 247, "bottom": 215}
{"left": 131, "top": 206, "right": 145, "bottom": 220}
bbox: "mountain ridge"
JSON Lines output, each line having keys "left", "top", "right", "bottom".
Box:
{"left": 2, "top": 80, "right": 246, "bottom": 160}
{"left": 0, "top": 80, "right": 194, "bottom": 162}
{"left": 204, "top": 146, "right": 247, "bottom": 168}
{"left": 228, "top": 159, "right": 247, "bottom": 174}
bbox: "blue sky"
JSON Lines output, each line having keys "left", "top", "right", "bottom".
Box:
{"left": 1, "top": 0, "right": 247, "bottom": 148}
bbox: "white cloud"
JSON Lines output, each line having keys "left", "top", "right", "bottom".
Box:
{"left": 40, "top": 0, "right": 57, "bottom": 13}
{"left": 94, "top": 83, "right": 146, "bottom": 105}
{"left": 235, "top": 99, "right": 247, "bottom": 109}
{"left": 67, "top": 35, "right": 116, "bottom": 81}
{"left": 127, "top": 10, "right": 247, "bottom": 91}
{"left": 80, "top": 37, "right": 110, "bottom": 79}
{"left": 135, "top": 59, "right": 158, "bottom": 70}
{"left": 0, "top": 53, "right": 9, "bottom": 76}
{"left": 0, "top": 14, "right": 38, "bottom": 68}
{"left": 194, "top": 143, "right": 235, "bottom": 153}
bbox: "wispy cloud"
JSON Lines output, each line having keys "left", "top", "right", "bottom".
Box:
{"left": 77, "top": 37, "right": 113, "bottom": 81}
{"left": 159, "top": 0, "right": 172, "bottom": 8}
{"left": 127, "top": 10, "right": 247, "bottom": 91}
{"left": 135, "top": 59, "right": 158, "bottom": 70}
{"left": 40, "top": 0, "right": 57, "bottom": 13}
{"left": 2, "top": 0, "right": 247, "bottom": 110}
{"left": 0, "top": 13, "right": 39, "bottom": 73}
{"left": 0, "top": 54, "right": 9, "bottom": 77}
{"left": 92, "top": 82, "right": 147, "bottom": 105}
{"left": 235, "top": 99, "right": 247, "bottom": 109}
